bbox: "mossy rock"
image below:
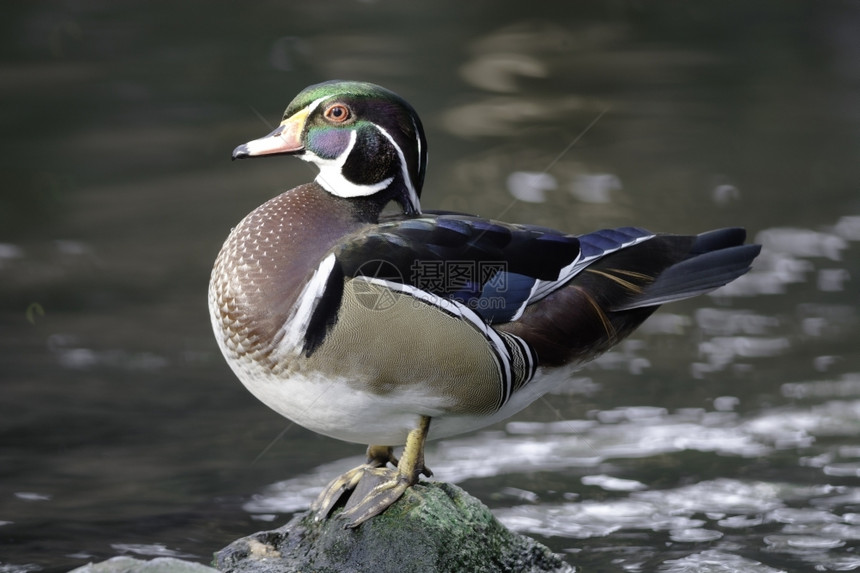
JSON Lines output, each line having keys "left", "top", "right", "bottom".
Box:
{"left": 215, "top": 481, "right": 569, "bottom": 573}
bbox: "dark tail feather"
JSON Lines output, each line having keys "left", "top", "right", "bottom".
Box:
{"left": 612, "top": 229, "right": 760, "bottom": 311}
{"left": 689, "top": 227, "right": 748, "bottom": 254}
{"left": 499, "top": 227, "right": 760, "bottom": 367}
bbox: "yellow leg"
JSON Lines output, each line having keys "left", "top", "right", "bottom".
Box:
{"left": 339, "top": 416, "right": 432, "bottom": 528}
{"left": 311, "top": 444, "right": 397, "bottom": 519}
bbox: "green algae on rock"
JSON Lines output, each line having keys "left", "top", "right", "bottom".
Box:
{"left": 215, "top": 481, "right": 570, "bottom": 573}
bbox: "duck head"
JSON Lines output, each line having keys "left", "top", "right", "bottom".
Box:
{"left": 233, "top": 80, "right": 427, "bottom": 216}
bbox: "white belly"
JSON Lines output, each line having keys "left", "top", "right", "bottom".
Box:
{"left": 222, "top": 343, "right": 568, "bottom": 446}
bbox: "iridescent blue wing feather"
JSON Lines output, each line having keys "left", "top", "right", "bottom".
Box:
{"left": 335, "top": 213, "right": 591, "bottom": 323}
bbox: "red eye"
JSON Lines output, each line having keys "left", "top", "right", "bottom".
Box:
{"left": 324, "top": 103, "right": 351, "bottom": 123}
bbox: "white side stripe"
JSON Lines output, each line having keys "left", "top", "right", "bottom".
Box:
{"left": 278, "top": 253, "right": 337, "bottom": 354}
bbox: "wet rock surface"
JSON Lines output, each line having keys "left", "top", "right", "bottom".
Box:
{"left": 215, "top": 481, "right": 569, "bottom": 573}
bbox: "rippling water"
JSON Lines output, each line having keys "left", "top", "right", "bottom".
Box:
{"left": 2, "top": 2, "right": 859, "bottom": 572}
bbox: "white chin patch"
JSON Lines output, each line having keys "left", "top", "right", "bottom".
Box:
{"left": 315, "top": 171, "right": 394, "bottom": 198}
{"left": 307, "top": 130, "right": 394, "bottom": 198}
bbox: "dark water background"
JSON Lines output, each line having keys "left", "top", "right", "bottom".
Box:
{"left": 2, "top": 2, "right": 860, "bottom": 571}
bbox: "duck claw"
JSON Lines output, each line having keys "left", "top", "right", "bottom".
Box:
{"left": 311, "top": 465, "right": 367, "bottom": 519}
{"left": 311, "top": 445, "right": 396, "bottom": 520}
{"left": 339, "top": 467, "right": 413, "bottom": 528}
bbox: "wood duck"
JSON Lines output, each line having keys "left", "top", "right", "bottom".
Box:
{"left": 209, "top": 80, "right": 761, "bottom": 527}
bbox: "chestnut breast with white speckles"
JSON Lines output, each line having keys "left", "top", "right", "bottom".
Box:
{"left": 208, "top": 182, "right": 368, "bottom": 368}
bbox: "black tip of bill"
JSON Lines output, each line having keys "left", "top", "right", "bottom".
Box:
{"left": 231, "top": 144, "right": 250, "bottom": 161}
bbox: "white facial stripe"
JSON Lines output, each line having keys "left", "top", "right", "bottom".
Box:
{"left": 305, "top": 95, "right": 333, "bottom": 117}
{"left": 374, "top": 124, "right": 422, "bottom": 214}
{"left": 411, "top": 115, "right": 425, "bottom": 181}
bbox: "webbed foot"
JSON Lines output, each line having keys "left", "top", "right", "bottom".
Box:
{"left": 311, "top": 416, "right": 433, "bottom": 527}
{"left": 338, "top": 416, "right": 432, "bottom": 528}
{"left": 311, "top": 444, "right": 397, "bottom": 520}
